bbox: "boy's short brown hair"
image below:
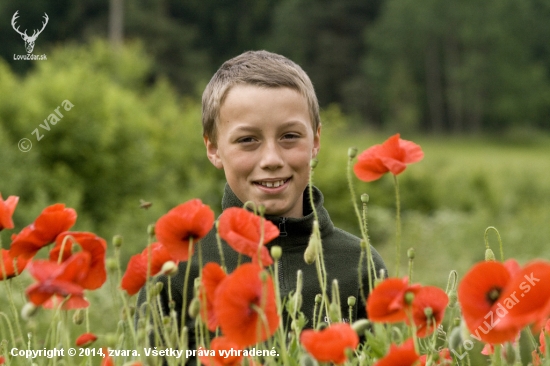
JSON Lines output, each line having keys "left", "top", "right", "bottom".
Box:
{"left": 202, "top": 50, "right": 320, "bottom": 144}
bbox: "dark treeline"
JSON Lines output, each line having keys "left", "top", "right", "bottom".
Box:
{"left": 1, "top": 0, "right": 549, "bottom": 134}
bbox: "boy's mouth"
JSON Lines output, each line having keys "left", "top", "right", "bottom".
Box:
{"left": 253, "top": 178, "right": 290, "bottom": 188}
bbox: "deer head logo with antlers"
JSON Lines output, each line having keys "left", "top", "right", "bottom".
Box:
{"left": 11, "top": 11, "right": 49, "bottom": 54}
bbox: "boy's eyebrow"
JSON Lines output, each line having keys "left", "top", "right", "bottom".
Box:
{"left": 230, "top": 121, "right": 308, "bottom": 133}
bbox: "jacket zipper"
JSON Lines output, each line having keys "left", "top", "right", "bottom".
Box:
{"left": 278, "top": 217, "right": 287, "bottom": 237}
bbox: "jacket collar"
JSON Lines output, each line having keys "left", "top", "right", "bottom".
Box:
{"left": 221, "top": 183, "right": 334, "bottom": 247}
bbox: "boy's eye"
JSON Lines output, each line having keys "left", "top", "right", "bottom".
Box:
{"left": 282, "top": 133, "right": 300, "bottom": 140}
{"left": 237, "top": 137, "right": 256, "bottom": 144}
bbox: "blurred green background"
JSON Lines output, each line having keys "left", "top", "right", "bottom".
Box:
{"left": 1, "top": 1, "right": 550, "bottom": 364}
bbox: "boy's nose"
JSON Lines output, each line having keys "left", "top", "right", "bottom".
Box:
{"left": 259, "top": 142, "right": 284, "bottom": 170}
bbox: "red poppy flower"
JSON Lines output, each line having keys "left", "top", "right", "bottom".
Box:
{"left": 458, "top": 259, "right": 550, "bottom": 344}
{"left": 0, "top": 356, "right": 4, "bottom": 365}
{"left": 214, "top": 263, "right": 279, "bottom": 347}
{"left": 26, "top": 252, "right": 90, "bottom": 309}
{"left": 101, "top": 348, "right": 113, "bottom": 366}
{"left": 76, "top": 332, "right": 98, "bottom": 347}
{"left": 198, "top": 337, "right": 243, "bottom": 366}
{"left": 1, "top": 248, "right": 29, "bottom": 280}
{"left": 418, "top": 348, "right": 452, "bottom": 365}
{"left": 218, "top": 207, "right": 279, "bottom": 267}
{"left": 121, "top": 242, "right": 177, "bottom": 296}
{"left": 10, "top": 204, "right": 77, "bottom": 259}
{"left": 301, "top": 323, "right": 359, "bottom": 364}
{"left": 49, "top": 232, "right": 107, "bottom": 290}
{"left": 155, "top": 199, "right": 215, "bottom": 261}
{"left": 200, "top": 262, "right": 227, "bottom": 331}
{"left": 410, "top": 286, "right": 449, "bottom": 337}
{"left": 0, "top": 194, "right": 18, "bottom": 231}
{"left": 374, "top": 338, "right": 419, "bottom": 366}
{"left": 354, "top": 134, "right": 424, "bottom": 182}
{"left": 367, "top": 277, "right": 421, "bottom": 323}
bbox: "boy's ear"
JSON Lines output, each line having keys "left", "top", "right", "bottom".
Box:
{"left": 312, "top": 125, "right": 321, "bottom": 158}
{"left": 204, "top": 136, "right": 224, "bottom": 169}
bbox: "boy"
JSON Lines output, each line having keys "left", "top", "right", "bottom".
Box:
{"left": 137, "top": 50, "right": 386, "bottom": 359}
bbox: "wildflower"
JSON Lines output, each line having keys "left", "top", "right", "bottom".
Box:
{"left": 76, "top": 332, "right": 98, "bottom": 347}
{"left": 214, "top": 263, "right": 279, "bottom": 347}
{"left": 366, "top": 277, "right": 421, "bottom": 323}
{"left": 410, "top": 286, "right": 449, "bottom": 337}
{"left": 198, "top": 337, "right": 242, "bottom": 366}
{"left": 49, "top": 232, "right": 107, "bottom": 290}
{"left": 374, "top": 338, "right": 419, "bottom": 366}
{"left": 200, "top": 262, "right": 227, "bottom": 331}
{"left": 101, "top": 348, "right": 113, "bottom": 366}
{"left": 353, "top": 134, "right": 424, "bottom": 182}
{"left": 418, "top": 348, "right": 452, "bottom": 365}
{"left": 0, "top": 194, "right": 19, "bottom": 231}
{"left": 458, "top": 259, "right": 550, "bottom": 344}
{"left": 10, "top": 203, "right": 77, "bottom": 259}
{"left": 301, "top": 323, "right": 359, "bottom": 364}
{"left": 218, "top": 207, "right": 279, "bottom": 266}
{"left": 1, "top": 248, "right": 28, "bottom": 280}
{"left": 155, "top": 199, "right": 215, "bottom": 261}
{"left": 26, "top": 252, "right": 91, "bottom": 309}
{"left": 121, "top": 242, "right": 177, "bottom": 296}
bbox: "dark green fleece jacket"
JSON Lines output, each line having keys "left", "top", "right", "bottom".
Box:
{"left": 136, "top": 184, "right": 387, "bottom": 356}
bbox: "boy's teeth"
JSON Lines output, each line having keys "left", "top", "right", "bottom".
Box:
{"left": 260, "top": 180, "right": 285, "bottom": 188}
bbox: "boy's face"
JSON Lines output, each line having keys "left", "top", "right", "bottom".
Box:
{"left": 205, "top": 85, "right": 320, "bottom": 218}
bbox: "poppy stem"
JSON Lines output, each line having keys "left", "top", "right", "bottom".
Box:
{"left": 181, "top": 238, "right": 194, "bottom": 337}
{"left": 214, "top": 221, "right": 226, "bottom": 272}
{"left": 484, "top": 226, "right": 505, "bottom": 262}
{"left": 393, "top": 174, "right": 402, "bottom": 277}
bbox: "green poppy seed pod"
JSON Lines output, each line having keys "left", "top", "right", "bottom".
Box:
{"left": 404, "top": 291, "right": 415, "bottom": 305}
{"left": 407, "top": 248, "right": 416, "bottom": 260}
{"left": 160, "top": 261, "right": 178, "bottom": 277}
{"left": 72, "top": 309, "right": 84, "bottom": 325}
{"left": 299, "top": 353, "right": 318, "bottom": 366}
{"left": 188, "top": 297, "right": 201, "bottom": 319}
{"left": 351, "top": 319, "right": 370, "bottom": 335}
{"left": 21, "top": 302, "right": 38, "bottom": 320}
{"left": 113, "top": 235, "right": 123, "bottom": 248}
{"left": 485, "top": 248, "right": 496, "bottom": 261}
{"left": 259, "top": 270, "right": 269, "bottom": 282}
{"left": 149, "top": 282, "right": 164, "bottom": 297}
{"left": 147, "top": 224, "right": 155, "bottom": 236}
{"left": 315, "top": 294, "right": 322, "bottom": 304}
{"left": 106, "top": 257, "right": 118, "bottom": 272}
{"left": 424, "top": 307, "right": 433, "bottom": 319}
{"left": 304, "top": 233, "right": 319, "bottom": 265}
{"left": 271, "top": 245, "right": 282, "bottom": 260}
{"left": 347, "top": 296, "right": 356, "bottom": 307}
{"left": 348, "top": 147, "right": 358, "bottom": 159}
{"left": 329, "top": 302, "right": 341, "bottom": 323}
{"left": 360, "top": 193, "right": 369, "bottom": 203}
{"left": 310, "top": 158, "right": 318, "bottom": 169}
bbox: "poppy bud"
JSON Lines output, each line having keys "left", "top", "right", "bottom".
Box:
{"left": 407, "top": 248, "right": 415, "bottom": 260}
{"left": 347, "top": 296, "right": 356, "bottom": 307}
{"left": 113, "top": 235, "right": 123, "bottom": 248}
{"left": 424, "top": 307, "right": 433, "bottom": 319}
{"left": 149, "top": 282, "right": 164, "bottom": 297}
{"left": 351, "top": 319, "right": 370, "bottom": 335}
{"left": 315, "top": 294, "right": 322, "bottom": 304}
{"left": 448, "top": 327, "right": 463, "bottom": 352}
{"left": 404, "top": 291, "right": 415, "bottom": 305}
{"left": 188, "top": 297, "right": 200, "bottom": 319}
{"left": 348, "top": 147, "right": 358, "bottom": 159}
{"left": 271, "top": 245, "right": 282, "bottom": 260}
{"left": 310, "top": 158, "right": 318, "bottom": 169}
{"left": 104, "top": 333, "right": 118, "bottom": 348}
{"left": 160, "top": 261, "right": 178, "bottom": 277}
{"left": 258, "top": 204, "right": 266, "bottom": 217}
{"left": 485, "top": 248, "right": 496, "bottom": 261}
{"left": 21, "top": 302, "right": 38, "bottom": 320}
{"left": 73, "top": 309, "right": 84, "bottom": 325}
{"left": 304, "top": 232, "right": 319, "bottom": 265}
{"left": 447, "top": 290, "right": 458, "bottom": 308}
{"left": 147, "top": 224, "right": 155, "bottom": 236}
{"left": 360, "top": 193, "right": 369, "bottom": 203}
{"left": 329, "top": 303, "right": 341, "bottom": 323}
